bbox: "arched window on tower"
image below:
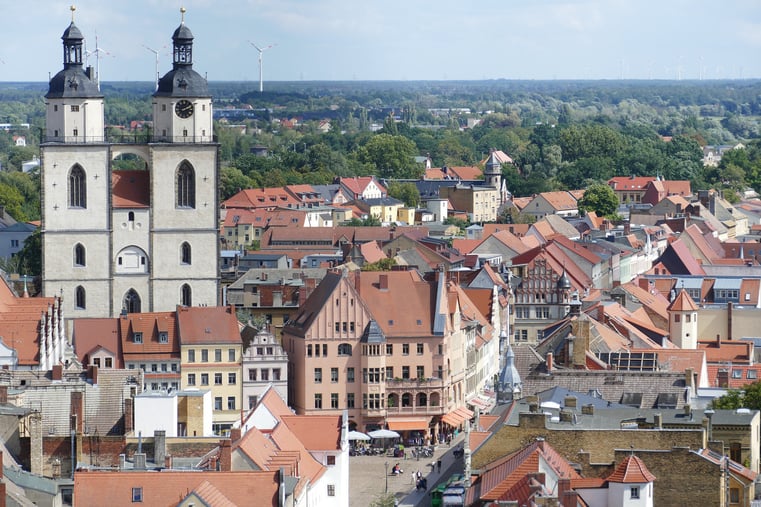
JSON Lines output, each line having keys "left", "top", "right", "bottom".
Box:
{"left": 75, "top": 286, "right": 86, "bottom": 309}
{"left": 181, "top": 242, "right": 191, "bottom": 265}
{"left": 74, "top": 243, "right": 86, "bottom": 267}
{"left": 69, "top": 165, "right": 87, "bottom": 208}
{"left": 176, "top": 162, "right": 195, "bottom": 208}
{"left": 181, "top": 284, "right": 192, "bottom": 307}
{"left": 124, "top": 289, "right": 141, "bottom": 313}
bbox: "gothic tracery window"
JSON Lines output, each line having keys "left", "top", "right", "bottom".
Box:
{"left": 69, "top": 165, "right": 86, "bottom": 208}
{"left": 176, "top": 162, "right": 195, "bottom": 208}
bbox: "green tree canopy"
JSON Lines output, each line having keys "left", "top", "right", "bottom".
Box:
{"left": 711, "top": 381, "right": 761, "bottom": 411}
{"left": 356, "top": 134, "right": 421, "bottom": 179}
{"left": 577, "top": 183, "right": 619, "bottom": 217}
{"left": 386, "top": 181, "right": 420, "bottom": 207}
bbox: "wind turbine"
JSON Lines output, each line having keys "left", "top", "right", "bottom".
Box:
{"left": 143, "top": 45, "right": 161, "bottom": 91}
{"left": 85, "top": 34, "right": 112, "bottom": 90}
{"left": 249, "top": 41, "right": 276, "bottom": 93}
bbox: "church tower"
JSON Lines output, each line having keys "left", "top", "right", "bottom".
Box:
{"left": 41, "top": 8, "right": 219, "bottom": 318}
{"left": 484, "top": 150, "right": 502, "bottom": 192}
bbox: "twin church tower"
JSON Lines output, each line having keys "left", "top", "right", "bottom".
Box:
{"left": 41, "top": 7, "right": 219, "bottom": 318}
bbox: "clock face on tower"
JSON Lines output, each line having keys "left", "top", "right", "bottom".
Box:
{"left": 175, "top": 100, "right": 194, "bottom": 119}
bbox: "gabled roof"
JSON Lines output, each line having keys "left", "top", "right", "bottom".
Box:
{"left": 529, "top": 215, "right": 581, "bottom": 242}
{"left": 533, "top": 191, "right": 579, "bottom": 211}
{"left": 667, "top": 289, "right": 698, "bottom": 312}
{"left": 72, "top": 318, "right": 123, "bottom": 367}
{"left": 119, "top": 311, "right": 179, "bottom": 358}
{"left": 222, "top": 187, "right": 300, "bottom": 209}
{"left": 694, "top": 448, "right": 757, "bottom": 482}
{"left": 176, "top": 306, "right": 241, "bottom": 346}
{"left": 608, "top": 176, "right": 656, "bottom": 190}
{"left": 0, "top": 278, "right": 60, "bottom": 366}
{"left": 280, "top": 415, "right": 341, "bottom": 451}
{"left": 606, "top": 454, "right": 656, "bottom": 483}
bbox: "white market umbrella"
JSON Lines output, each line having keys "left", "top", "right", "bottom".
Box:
{"left": 348, "top": 430, "right": 371, "bottom": 441}
{"left": 369, "top": 429, "right": 400, "bottom": 439}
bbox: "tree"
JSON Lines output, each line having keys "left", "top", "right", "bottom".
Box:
{"left": 0, "top": 182, "right": 28, "bottom": 222}
{"left": 356, "top": 134, "right": 421, "bottom": 179}
{"left": 18, "top": 228, "right": 41, "bottom": 277}
{"left": 577, "top": 183, "right": 619, "bottom": 217}
{"left": 362, "top": 258, "right": 397, "bottom": 271}
{"left": 387, "top": 182, "right": 420, "bottom": 207}
{"left": 712, "top": 381, "right": 761, "bottom": 411}
{"left": 369, "top": 493, "right": 396, "bottom": 507}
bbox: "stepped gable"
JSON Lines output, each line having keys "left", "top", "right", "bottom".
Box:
{"left": 606, "top": 454, "right": 656, "bottom": 483}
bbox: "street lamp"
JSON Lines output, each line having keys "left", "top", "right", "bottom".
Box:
{"left": 384, "top": 461, "right": 389, "bottom": 493}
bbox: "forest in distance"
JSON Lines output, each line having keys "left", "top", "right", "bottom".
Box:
{"left": 0, "top": 78, "right": 760, "bottom": 226}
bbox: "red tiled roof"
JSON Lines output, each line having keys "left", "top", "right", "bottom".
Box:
{"left": 608, "top": 176, "right": 657, "bottom": 190}
{"left": 0, "top": 278, "right": 59, "bottom": 366}
{"left": 111, "top": 170, "right": 150, "bottom": 208}
{"left": 606, "top": 455, "right": 656, "bottom": 483}
{"left": 176, "top": 306, "right": 241, "bottom": 346}
{"left": 667, "top": 289, "right": 698, "bottom": 312}
{"left": 280, "top": 415, "right": 341, "bottom": 450}
{"left": 72, "top": 318, "right": 123, "bottom": 368}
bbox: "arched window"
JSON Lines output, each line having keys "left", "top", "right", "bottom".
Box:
{"left": 181, "top": 284, "right": 192, "bottom": 307}
{"left": 176, "top": 162, "right": 195, "bottom": 208}
{"left": 417, "top": 392, "right": 427, "bottom": 407}
{"left": 337, "top": 343, "right": 352, "bottom": 356}
{"left": 74, "top": 243, "right": 86, "bottom": 267}
{"left": 128, "top": 211, "right": 135, "bottom": 222}
{"left": 69, "top": 165, "right": 86, "bottom": 208}
{"left": 181, "top": 242, "right": 191, "bottom": 265}
{"left": 75, "top": 286, "right": 86, "bottom": 309}
{"left": 124, "top": 289, "right": 141, "bottom": 313}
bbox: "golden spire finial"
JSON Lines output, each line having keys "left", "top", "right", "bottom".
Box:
{"left": 180, "top": 6, "right": 186, "bottom": 23}
{"left": 70, "top": 5, "right": 76, "bottom": 22}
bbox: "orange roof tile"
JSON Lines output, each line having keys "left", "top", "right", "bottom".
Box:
{"left": 667, "top": 289, "right": 698, "bottom": 312}
{"left": 606, "top": 455, "right": 656, "bottom": 483}
{"left": 111, "top": 170, "right": 150, "bottom": 208}
{"left": 280, "top": 415, "right": 341, "bottom": 450}
{"left": 177, "top": 306, "right": 242, "bottom": 346}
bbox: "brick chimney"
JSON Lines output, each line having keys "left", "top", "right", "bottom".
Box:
{"left": 219, "top": 438, "right": 232, "bottom": 472}
{"left": 654, "top": 413, "right": 662, "bottom": 429}
{"left": 230, "top": 427, "right": 241, "bottom": 443}
{"left": 124, "top": 398, "right": 134, "bottom": 434}
{"left": 70, "top": 392, "right": 84, "bottom": 434}
{"left": 0, "top": 385, "right": 8, "bottom": 404}
{"left": 154, "top": 430, "right": 166, "bottom": 466}
{"left": 546, "top": 352, "right": 553, "bottom": 373}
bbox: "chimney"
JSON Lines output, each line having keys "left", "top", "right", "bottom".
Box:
{"left": 564, "top": 395, "right": 577, "bottom": 408}
{"left": 153, "top": 430, "right": 166, "bottom": 466}
{"left": 164, "top": 455, "right": 173, "bottom": 469}
{"left": 716, "top": 334, "right": 721, "bottom": 346}
{"left": 119, "top": 454, "right": 126, "bottom": 470}
{"left": 654, "top": 413, "right": 662, "bottom": 429}
{"left": 0, "top": 385, "right": 8, "bottom": 404}
{"left": 527, "top": 395, "right": 539, "bottom": 413}
{"left": 230, "top": 427, "right": 241, "bottom": 443}
{"left": 133, "top": 452, "right": 146, "bottom": 469}
{"left": 219, "top": 438, "right": 232, "bottom": 472}
{"left": 52, "top": 364, "right": 63, "bottom": 381}
{"left": 378, "top": 274, "right": 389, "bottom": 290}
{"left": 684, "top": 404, "right": 692, "bottom": 419}
{"left": 623, "top": 221, "right": 631, "bottom": 235}
{"left": 581, "top": 404, "right": 595, "bottom": 416}
{"left": 124, "top": 398, "right": 134, "bottom": 434}
{"left": 685, "top": 368, "right": 695, "bottom": 391}
{"left": 546, "top": 352, "right": 553, "bottom": 373}
{"left": 70, "top": 392, "right": 84, "bottom": 434}
{"left": 728, "top": 301, "right": 733, "bottom": 341}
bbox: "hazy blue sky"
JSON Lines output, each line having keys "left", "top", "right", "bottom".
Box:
{"left": 4, "top": 1, "right": 760, "bottom": 82}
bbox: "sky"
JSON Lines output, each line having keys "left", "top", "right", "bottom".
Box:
{"left": 2, "top": 1, "right": 761, "bottom": 83}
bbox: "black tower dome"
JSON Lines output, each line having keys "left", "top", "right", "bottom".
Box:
{"left": 46, "top": 6, "right": 101, "bottom": 99}
{"left": 557, "top": 269, "right": 572, "bottom": 290}
{"left": 155, "top": 7, "right": 210, "bottom": 98}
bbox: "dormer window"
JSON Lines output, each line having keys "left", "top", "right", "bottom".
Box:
{"left": 133, "top": 332, "right": 143, "bottom": 344}
{"left": 159, "top": 332, "right": 168, "bottom": 344}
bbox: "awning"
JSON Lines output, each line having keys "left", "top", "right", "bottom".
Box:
{"left": 467, "top": 397, "right": 490, "bottom": 409}
{"left": 387, "top": 418, "right": 431, "bottom": 432}
{"left": 441, "top": 407, "right": 474, "bottom": 427}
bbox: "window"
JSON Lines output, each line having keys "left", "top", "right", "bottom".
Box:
{"left": 272, "top": 368, "right": 281, "bottom": 381}
{"left": 201, "top": 373, "right": 209, "bottom": 386}
{"left": 402, "top": 344, "right": 409, "bottom": 355}
{"left": 331, "top": 367, "right": 339, "bottom": 383}
{"left": 187, "top": 373, "right": 196, "bottom": 386}
{"left": 228, "top": 349, "right": 235, "bottom": 362}
{"left": 402, "top": 366, "right": 410, "bottom": 379}
{"left": 214, "top": 397, "right": 223, "bottom": 410}
{"left": 227, "top": 396, "right": 236, "bottom": 410}
{"left": 314, "top": 368, "right": 322, "bottom": 383}
{"left": 338, "top": 343, "right": 352, "bottom": 356}
{"left": 151, "top": 364, "right": 158, "bottom": 372}
{"left": 248, "top": 396, "right": 258, "bottom": 409}
{"left": 314, "top": 393, "right": 322, "bottom": 409}
{"left": 133, "top": 332, "right": 143, "bottom": 344}
{"left": 347, "top": 367, "right": 355, "bottom": 383}
{"left": 323, "top": 344, "right": 328, "bottom": 356}
{"left": 188, "top": 349, "right": 196, "bottom": 362}
{"left": 347, "top": 393, "right": 355, "bottom": 408}
{"left": 732, "top": 369, "right": 743, "bottom": 379}
{"left": 93, "top": 358, "right": 101, "bottom": 367}
{"left": 181, "top": 242, "right": 191, "bottom": 265}
{"left": 417, "top": 343, "right": 424, "bottom": 355}
{"left": 417, "top": 366, "right": 424, "bottom": 378}
{"left": 158, "top": 332, "right": 168, "bottom": 344}
{"left": 630, "top": 487, "right": 639, "bottom": 499}
{"left": 69, "top": 165, "right": 86, "bottom": 208}
{"left": 267, "top": 347, "right": 273, "bottom": 355}
{"left": 228, "top": 373, "right": 236, "bottom": 385}
{"left": 386, "top": 344, "right": 393, "bottom": 355}
{"left": 181, "top": 284, "right": 192, "bottom": 307}
{"left": 327, "top": 455, "right": 336, "bottom": 466}
{"left": 105, "top": 357, "right": 112, "bottom": 368}
{"left": 438, "top": 344, "right": 443, "bottom": 355}
{"left": 71, "top": 105, "right": 80, "bottom": 112}
{"left": 749, "top": 370, "right": 758, "bottom": 379}
{"left": 201, "top": 349, "right": 209, "bottom": 362}
{"left": 124, "top": 289, "right": 141, "bottom": 313}
{"left": 176, "top": 162, "right": 195, "bottom": 208}
{"left": 386, "top": 367, "right": 393, "bottom": 380}
{"left": 215, "top": 349, "right": 222, "bottom": 362}
{"left": 260, "top": 369, "right": 269, "bottom": 381}
{"left": 327, "top": 484, "right": 335, "bottom": 496}
{"left": 248, "top": 369, "right": 257, "bottom": 381}
{"left": 75, "top": 286, "right": 86, "bottom": 309}
{"left": 730, "top": 488, "right": 740, "bottom": 503}
{"left": 331, "top": 393, "right": 339, "bottom": 408}
{"left": 214, "top": 373, "right": 223, "bottom": 385}
{"left": 674, "top": 314, "right": 681, "bottom": 323}
{"left": 161, "top": 363, "right": 167, "bottom": 372}
{"left": 74, "top": 243, "right": 86, "bottom": 266}
{"left": 171, "top": 363, "right": 177, "bottom": 372}
{"left": 541, "top": 307, "right": 550, "bottom": 319}
{"left": 307, "top": 345, "right": 312, "bottom": 357}
{"left": 132, "top": 487, "right": 143, "bottom": 502}
{"left": 363, "top": 368, "right": 381, "bottom": 383}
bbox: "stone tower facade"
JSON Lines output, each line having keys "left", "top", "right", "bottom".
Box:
{"left": 41, "top": 8, "right": 219, "bottom": 318}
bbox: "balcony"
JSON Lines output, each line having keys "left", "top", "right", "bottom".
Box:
{"left": 385, "top": 405, "right": 445, "bottom": 416}
{"left": 386, "top": 377, "right": 444, "bottom": 390}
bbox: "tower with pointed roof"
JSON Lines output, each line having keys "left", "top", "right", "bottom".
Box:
{"left": 497, "top": 333, "right": 522, "bottom": 403}
{"left": 41, "top": 8, "right": 219, "bottom": 319}
{"left": 667, "top": 288, "right": 698, "bottom": 349}
{"left": 484, "top": 149, "right": 502, "bottom": 192}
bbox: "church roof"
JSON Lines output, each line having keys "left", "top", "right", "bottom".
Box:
{"left": 154, "top": 21, "right": 210, "bottom": 98}
{"left": 46, "top": 22, "right": 102, "bottom": 99}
